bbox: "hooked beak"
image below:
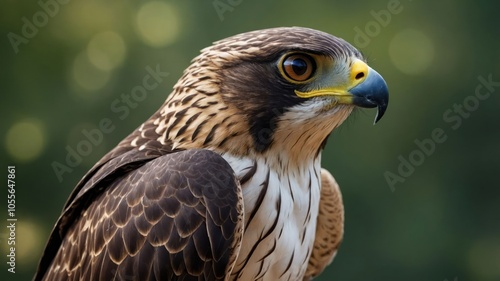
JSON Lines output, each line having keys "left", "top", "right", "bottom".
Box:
{"left": 349, "top": 64, "right": 389, "bottom": 124}
{"left": 295, "top": 59, "right": 389, "bottom": 124}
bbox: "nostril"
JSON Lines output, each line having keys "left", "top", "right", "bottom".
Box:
{"left": 355, "top": 72, "right": 365, "bottom": 80}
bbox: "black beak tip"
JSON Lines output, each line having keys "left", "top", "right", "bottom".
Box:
{"left": 372, "top": 81, "right": 389, "bottom": 124}
{"left": 374, "top": 103, "right": 387, "bottom": 124}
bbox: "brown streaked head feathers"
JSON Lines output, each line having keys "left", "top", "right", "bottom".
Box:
{"left": 150, "top": 27, "right": 371, "bottom": 157}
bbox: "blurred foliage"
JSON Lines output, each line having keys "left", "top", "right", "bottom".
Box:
{"left": 1, "top": 0, "right": 500, "bottom": 280}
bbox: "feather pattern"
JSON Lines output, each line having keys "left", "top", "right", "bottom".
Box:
{"left": 33, "top": 27, "right": 366, "bottom": 281}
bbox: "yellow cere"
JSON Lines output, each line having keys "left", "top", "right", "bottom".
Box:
{"left": 349, "top": 59, "right": 368, "bottom": 86}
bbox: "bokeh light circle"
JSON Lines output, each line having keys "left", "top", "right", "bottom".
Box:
{"left": 389, "top": 29, "right": 435, "bottom": 75}
{"left": 6, "top": 120, "right": 46, "bottom": 162}
{"left": 135, "top": 1, "right": 180, "bottom": 47}
{"left": 87, "top": 31, "right": 127, "bottom": 71}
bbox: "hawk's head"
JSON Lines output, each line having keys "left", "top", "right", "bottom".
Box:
{"left": 153, "top": 27, "right": 388, "bottom": 161}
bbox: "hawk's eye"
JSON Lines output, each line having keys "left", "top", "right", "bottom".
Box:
{"left": 282, "top": 54, "right": 315, "bottom": 82}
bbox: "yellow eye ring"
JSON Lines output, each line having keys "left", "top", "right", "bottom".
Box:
{"left": 281, "top": 53, "right": 316, "bottom": 83}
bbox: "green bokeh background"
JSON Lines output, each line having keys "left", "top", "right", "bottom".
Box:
{"left": 1, "top": 0, "right": 500, "bottom": 280}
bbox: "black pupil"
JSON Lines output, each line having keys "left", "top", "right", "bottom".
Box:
{"left": 291, "top": 58, "right": 308, "bottom": 75}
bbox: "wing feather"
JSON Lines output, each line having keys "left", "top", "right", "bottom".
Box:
{"left": 37, "top": 149, "right": 243, "bottom": 281}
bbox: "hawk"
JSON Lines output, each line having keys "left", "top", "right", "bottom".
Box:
{"left": 34, "top": 27, "right": 388, "bottom": 281}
